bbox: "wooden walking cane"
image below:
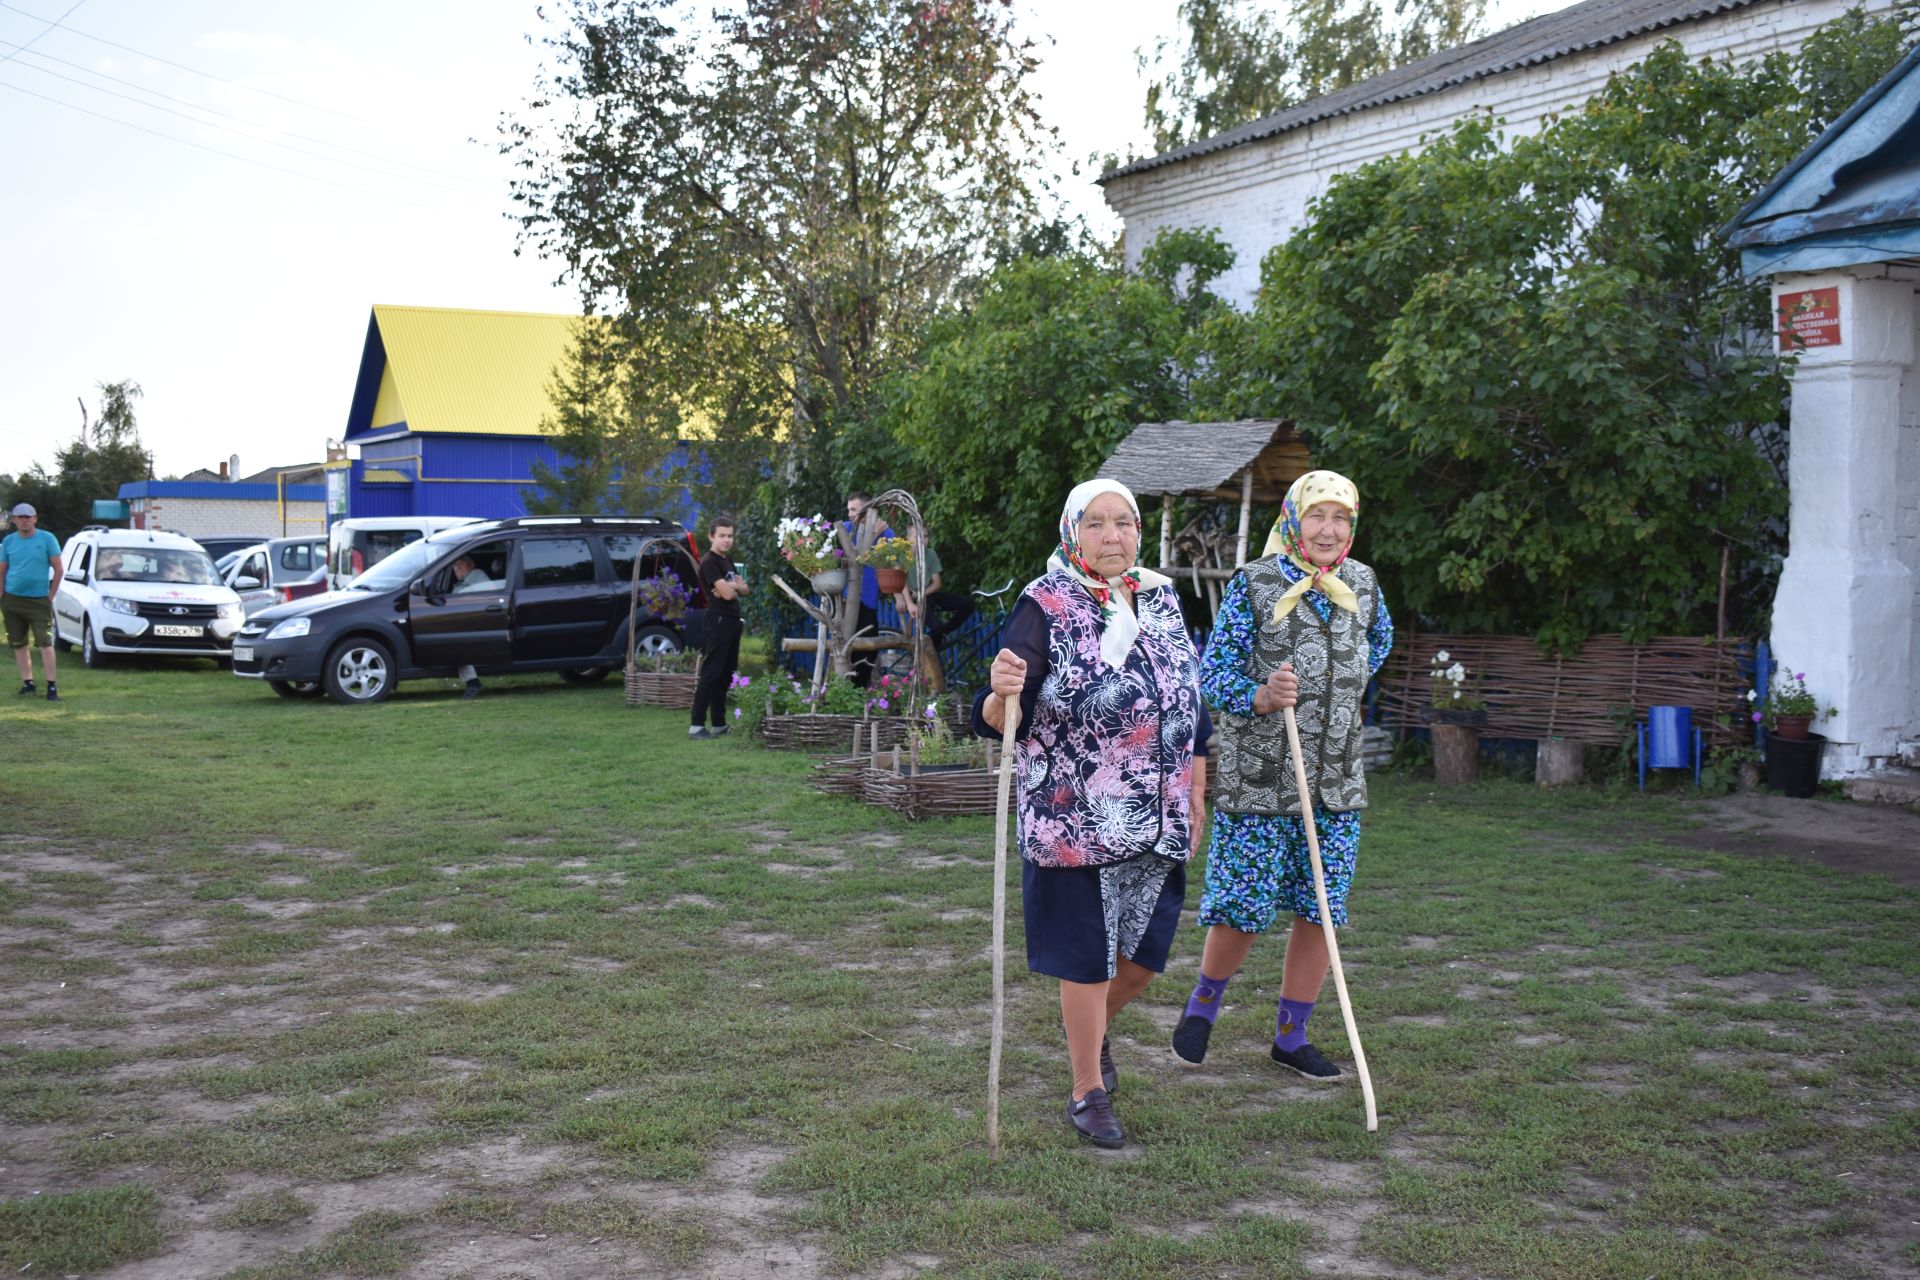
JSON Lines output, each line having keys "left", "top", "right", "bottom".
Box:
{"left": 987, "top": 693, "right": 1021, "bottom": 1160}
{"left": 1281, "top": 705, "right": 1379, "bottom": 1132}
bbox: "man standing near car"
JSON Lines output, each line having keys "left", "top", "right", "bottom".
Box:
{"left": 1, "top": 503, "right": 63, "bottom": 702}
{"left": 690, "top": 516, "right": 747, "bottom": 739}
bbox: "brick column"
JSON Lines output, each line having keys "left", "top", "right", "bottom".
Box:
{"left": 1769, "top": 269, "right": 1918, "bottom": 775}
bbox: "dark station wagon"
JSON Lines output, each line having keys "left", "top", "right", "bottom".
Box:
{"left": 231, "top": 517, "right": 703, "bottom": 703}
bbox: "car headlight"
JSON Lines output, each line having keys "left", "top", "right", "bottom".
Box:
{"left": 266, "top": 616, "right": 311, "bottom": 640}
{"left": 102, "top": 595, "right": 141, "bottom": 616}
{"left": 218, "top": 602, "right": 244, "bottom": 620}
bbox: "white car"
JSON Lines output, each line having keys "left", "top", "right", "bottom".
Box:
{"left": 222, "top": 536, "right": 329, "bottom": 617}
{"left": 52, "top": 528, "right": 246, "bottom": 667}
{"left": 327, "top": 516, "right": 478, "bottom": 590}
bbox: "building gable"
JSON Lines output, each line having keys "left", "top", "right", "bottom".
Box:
{"left": 343, "top": 305, "right": 582, "bottom": 443}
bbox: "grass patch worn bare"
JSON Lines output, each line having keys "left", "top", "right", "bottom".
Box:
{"left": 1, "top": 663, "right": 1917, "bottom": 1277}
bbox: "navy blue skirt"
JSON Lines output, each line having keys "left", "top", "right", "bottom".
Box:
{"left": 1022, "top": 856, "right": 1187, "bottom": 984}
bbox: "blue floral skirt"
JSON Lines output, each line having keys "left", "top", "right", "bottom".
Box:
{"left": 1199, "top": 809, "right": 1362, "bottom": 931}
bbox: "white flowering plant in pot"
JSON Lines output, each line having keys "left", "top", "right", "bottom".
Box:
{"left": 776, "top": 514, "right": 845, "bottom": 578}
{"left": 1425, "top": 649, "right": 1489, "bottom": 724}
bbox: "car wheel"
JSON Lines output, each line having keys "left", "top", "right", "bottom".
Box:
{"left": 269, "top": 680, "right": 324, "bottom": 700}
{"left": 631, "top": 624, "right": 682, "bottom": 659}
{"left": 559, "top": 666, "right": 610, "bottom": 685}
{"left": 81, "top": 618, "right": 109, "bottom": 669}
{"left": 322, "top": 637, "right": 395, "bottom": 705}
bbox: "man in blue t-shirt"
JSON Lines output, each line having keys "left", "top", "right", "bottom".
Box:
{"left": 0, "top": 503, "right": 64, "bottom": 701}
{"left": 843, "top": 491, "right": 896, "bottom": 689}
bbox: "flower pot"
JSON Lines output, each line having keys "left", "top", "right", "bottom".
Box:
{"left": 1772, "top": 714, "right": 1812, "bottom": 741}
{"left": 1765, "top": 731, "right": 1825, "bottom": 798}
{"left": 1423, "top": 707, "right": 1488, "bottom": 728}
{"left": 1431, "top": 723, "right": 1479, "bottom": 785}
{"left": 873, "top": 566, "right": 908, "bottom": 594}
{"left": 809, "top": 568, "right": 848, "bottom": 596}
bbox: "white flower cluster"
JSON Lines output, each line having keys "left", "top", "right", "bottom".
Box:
{"left": 777, "top": 514, "right": 840, "bottom": 563}
{"left": 1429, "top": 650, "right": 1467, "bottom": 685}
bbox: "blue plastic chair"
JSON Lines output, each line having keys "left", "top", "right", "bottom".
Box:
{"left": 1637, "top": 705, "right": 1703, "bottom": 790}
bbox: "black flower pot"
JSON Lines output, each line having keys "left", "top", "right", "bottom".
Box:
{"left": 1764, "top": 731, "right": 1826, "bottom": 798}
{"left": 1423, "top": 707, "right": 1489, "bottom": 728}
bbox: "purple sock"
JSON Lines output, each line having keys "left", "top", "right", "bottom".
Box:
{"left": 1275, "top": 998, "right": 1314, "bottom": 1051}
{"left": 1183, "top": 972, "right": 1232, "bottom": 1024}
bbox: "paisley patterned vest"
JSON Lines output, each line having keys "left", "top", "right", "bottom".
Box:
{"left": 1213, "top": 557, "right": 1380, "bottom": 816}
{"left": 1014, "top": 570, "right": 1202, "bottom": 869}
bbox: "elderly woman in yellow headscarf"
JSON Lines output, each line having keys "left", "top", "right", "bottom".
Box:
{"left": 1172, "top": 470, "right": 1394, "bottom": 1081}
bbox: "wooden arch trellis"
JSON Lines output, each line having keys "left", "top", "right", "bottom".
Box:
{"left": 1095, "top": 419, "right": 1312, "bottom": 621}
{"left": 770, "top": 487, "right": 934, "bottom": 712}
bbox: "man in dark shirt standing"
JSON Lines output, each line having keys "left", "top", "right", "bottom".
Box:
{"left": 690, "top": 515, "right": 748, "bottom": 739}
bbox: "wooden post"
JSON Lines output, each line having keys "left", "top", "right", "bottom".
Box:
{"left": 1432, "top": 725, "right": 1479, "bottom": 785}
{"left": 1161, "top": 494, "right": 1174, "bottom": 572}
{"left": 1234, "top": 470, "right": 1253, "bottom": 568}
{"left": 1535, "top": 738, "right": 1584, "bottom": 787}
{"left": 1716, "top": 543, "right": 1729, "bottom": 642}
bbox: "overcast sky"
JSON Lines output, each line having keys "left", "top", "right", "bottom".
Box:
{"left": 0, "top": 0, "right": 1558, "bottom": 481}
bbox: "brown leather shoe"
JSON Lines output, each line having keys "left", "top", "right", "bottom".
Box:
{"left": 1099, "top": 1036, "right": 1117, "bottom": 1095}
{"left": 1066, "top": 1088, "right": 1124, "bottom": 1149}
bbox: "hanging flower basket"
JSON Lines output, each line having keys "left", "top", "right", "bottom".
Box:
{"left": 873, "top": 566, "right": 907, "bottom": 594}
{"left": 809, "top": 567, "right": 849, "bottom": 597}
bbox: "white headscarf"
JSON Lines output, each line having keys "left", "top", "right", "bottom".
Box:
{"left": 1048, "top": 478, "right": 1173, "bottom": 670}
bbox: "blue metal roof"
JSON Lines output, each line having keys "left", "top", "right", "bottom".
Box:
{"left": 1725, "top": 41, "right": 1920, "bottom": 277}
{"left": 120, "top": 481, "right": 326, "bottom": 502}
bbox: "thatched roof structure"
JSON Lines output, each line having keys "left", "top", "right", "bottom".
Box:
{"left": 1096, "top": 419, "right": 1310, "bottom": 503}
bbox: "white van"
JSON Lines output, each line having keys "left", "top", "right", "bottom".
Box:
{"left": 326, "top": 516, "right": 477, "bottom": 590}
{"left": 52, "top": 528, "right": 246, "bottom": 667}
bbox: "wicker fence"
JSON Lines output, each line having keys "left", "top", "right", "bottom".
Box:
{"left": 1376, "top": 633, "right": 1753, "bottom": 747}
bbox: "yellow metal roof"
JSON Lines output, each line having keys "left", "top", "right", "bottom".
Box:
{"left": 369, "top": 305, "right": 584, "bottom": 438}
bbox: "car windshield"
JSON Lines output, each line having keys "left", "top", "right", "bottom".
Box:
{"left": 96, "top": 548, "right": 219, "bottom": 585}
{"left": 347, "top": 537, "right": 441, "bottom": 590}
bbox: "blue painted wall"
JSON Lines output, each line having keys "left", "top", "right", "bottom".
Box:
{"left": 345, "top": 432, "right": 711, "bottom": 526}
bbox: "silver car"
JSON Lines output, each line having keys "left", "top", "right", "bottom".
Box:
{"left": 223, "top": 537, "right": 329, "bottom": 617}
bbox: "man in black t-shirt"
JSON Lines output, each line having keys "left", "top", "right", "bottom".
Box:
{"left": 690, "top": 516, "right": 748, "bottom": 738}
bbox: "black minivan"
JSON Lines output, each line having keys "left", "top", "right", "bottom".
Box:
{"left": 231, "top": 517, "right": 704, "bottom": 704}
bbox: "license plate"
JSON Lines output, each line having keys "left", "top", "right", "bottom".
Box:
{"left": 233, "top": 646, "right": 254, "bottom": 662}
{"left": 153, "top": 624, "right": 203, "bottom": 638}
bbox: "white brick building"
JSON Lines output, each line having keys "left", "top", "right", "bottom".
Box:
{"left": 1101, "top": 0, "right": 1899, "bottom": 307}
{"left": 120, "top": 479, "right": 326, "bottom": 542}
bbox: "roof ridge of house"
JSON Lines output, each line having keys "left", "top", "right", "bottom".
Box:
{"left": 1100, "top": 0, "right": 1765, "bottom": 184}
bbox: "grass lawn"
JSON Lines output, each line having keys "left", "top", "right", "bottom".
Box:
{"left": 2, "top": 661, "right": 1916, "bottom": 1279}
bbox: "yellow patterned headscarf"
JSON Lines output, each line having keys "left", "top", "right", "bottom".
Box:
{"left": 1261, "top": 470, "right": 1360, "bottom": 623}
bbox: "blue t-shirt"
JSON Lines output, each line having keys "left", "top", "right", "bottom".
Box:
{"left": 841, "top": 521, "right": 895, "bottom": 609}
{"left": 1, "top": 529, "right": 61, "bottom": 597}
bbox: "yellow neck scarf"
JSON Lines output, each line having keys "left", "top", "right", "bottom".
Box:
{"left": 1261, "top": 470, "right": 1360, "bottom": 623}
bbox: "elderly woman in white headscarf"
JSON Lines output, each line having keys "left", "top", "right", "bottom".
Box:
{"left": 973, "top": 479, "right": 1210, "bottom": 1150}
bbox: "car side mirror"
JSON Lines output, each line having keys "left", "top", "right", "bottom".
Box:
{"left": 235, "top": 576, "right": 262, "bottom": 590}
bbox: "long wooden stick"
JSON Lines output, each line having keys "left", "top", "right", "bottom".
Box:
{"left": 1282, "top": 705, "right": 1378, "bottom": 1132}
{"left": 987, "top": 694, "right": 1021, "bottom": 1160}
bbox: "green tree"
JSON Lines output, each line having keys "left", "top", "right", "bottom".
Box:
{"left": 1140, "top": 0, "right": 1485, "bottom": 153}
{"left": 3, "top": 381, "right": 150, "bottom": 537}
{"left": 501, "top": 0, "right": 1050, "bottom": 514}
{"left": 869, "top": 230, "right": 1235, "bottom": 596}
{"left": 1197, "top": 13, "right": 1907, "bottom": 649}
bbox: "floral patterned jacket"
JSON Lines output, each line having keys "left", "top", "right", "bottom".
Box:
{"left": 972, "top": 568, "right": 1204, "bottom": 868}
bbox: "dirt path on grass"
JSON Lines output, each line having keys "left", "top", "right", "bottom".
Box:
{"left": 1674, "top": 793, "right": 1920, "bottom": 887}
